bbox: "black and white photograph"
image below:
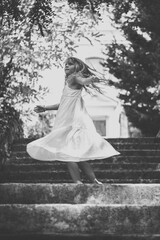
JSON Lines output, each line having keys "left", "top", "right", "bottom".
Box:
{"left": 0, "top": 0, "right": 160, "bottom": 239}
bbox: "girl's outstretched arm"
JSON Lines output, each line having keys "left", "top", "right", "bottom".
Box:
{"left": 75, "top": 74, "right": 100, "bottom": 86}
{"left": 34, "top": 104, "right": 59, "bottom": 113}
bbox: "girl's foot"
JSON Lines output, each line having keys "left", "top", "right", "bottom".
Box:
{"left": 93, "top": 178, "right": 103, "bottom": 185}
{"left": 75, "top": 180, "right": 83, "bottom": 184}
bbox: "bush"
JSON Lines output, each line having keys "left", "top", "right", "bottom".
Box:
{"left": 0, "top": 102, "right": 23, "bottom": 168}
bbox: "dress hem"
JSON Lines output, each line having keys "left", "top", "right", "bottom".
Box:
{"left": 27, "top": 151, "right": 120, "bottom": 162}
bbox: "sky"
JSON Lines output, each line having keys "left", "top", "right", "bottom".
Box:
{"left": 40, "top": 67, "right": 65, "bottom": 105}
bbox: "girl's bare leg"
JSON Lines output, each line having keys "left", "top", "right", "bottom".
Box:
{"left": 78, "top": 161, "right": 102, "bottom": 184}
{"left": 67, "top": 162, "right": 82, "bottom": 183}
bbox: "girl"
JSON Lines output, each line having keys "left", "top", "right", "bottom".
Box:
{"left": 27, "top": 57, "right": 120, "bottom": 184}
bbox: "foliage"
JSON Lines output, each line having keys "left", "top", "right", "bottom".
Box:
{"left": 0, "top": 0, "right": 54, "bottom": 165}
{"left": 67, "top": 0, "right": 111, "bottom": 12}
{"left": 103, "top": 0, "right": 160, "bottom": 136}
{"left": 0, "top": 102, "right": 23, "bottom": 168}
{"left": 26, "top": 112, "right": 55, "bottom": 139}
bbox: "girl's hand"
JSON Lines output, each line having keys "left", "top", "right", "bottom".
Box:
{"left": 34, "top": 105, "right": 46, "bottom": 113}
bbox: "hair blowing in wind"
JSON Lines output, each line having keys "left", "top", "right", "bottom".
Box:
{"left": 65, "top": 57, "right": 107, "bottom": 94}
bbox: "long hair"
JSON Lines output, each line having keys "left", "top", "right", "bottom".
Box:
{"left": 65, "top": 57, "right": 105, "bottom": 94}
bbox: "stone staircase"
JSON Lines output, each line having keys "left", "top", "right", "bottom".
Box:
{"left": 0, "top": 137, "right": 160, "bottom": 239}
{"left": 1, "top": 137, "right": 160, "bottom": 183}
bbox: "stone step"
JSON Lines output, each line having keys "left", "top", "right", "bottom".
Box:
{"left": 1, "top": 178, "right": 160, "bottom": 183}
{"left": 112, "top": 143, "right": 160, "bottom": 150}
{"left": 108, "top": 138, "right": 160, "bottom": 143}
{"left": 8, "top": 156, "right": 160, "bottom": 163}
{"left": 1, "top": 170, "right": 160, "bottom": 183}
{"left": 13, "top": 137, "right": 160, "bottom": 144}
{"left": 3, "top": 162, "right": 160, "bottom": 171}
{"left": 11, "top": 143, "right": 160, "bottom": 152}
{"left": 0, "top": 203, "right": 160, "bottom": 235}
{"left": 0, "top": 234, "right": 160, "bottom": 240}
{"left": 0, "top": 183, "right": 160, "bottom": 205}
{"left": 10, "top": 150, "right": 160, "bottom": 158}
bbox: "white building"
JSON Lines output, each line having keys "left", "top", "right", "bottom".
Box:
{"left": 71, "top": 46, "right": 129, "bottom": 137}
{"left": 84, "top": 91, "right": 129, "bottom": 138}
{"left": 68, "top": 11, "right": 130, "bottom": 138}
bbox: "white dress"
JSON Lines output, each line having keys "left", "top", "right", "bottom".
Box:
{"left": 27, "top": 84, "right": 120, "bottom": 162}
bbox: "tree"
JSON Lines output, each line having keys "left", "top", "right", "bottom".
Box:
{"left": 0, "top": 0, "right": 53, "bottom": 164}
{"left": 1, "top": 0, "right": 102, "bottom": 112}
{"left": 103, "top": 0, "right": 160, "bottom": 136}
